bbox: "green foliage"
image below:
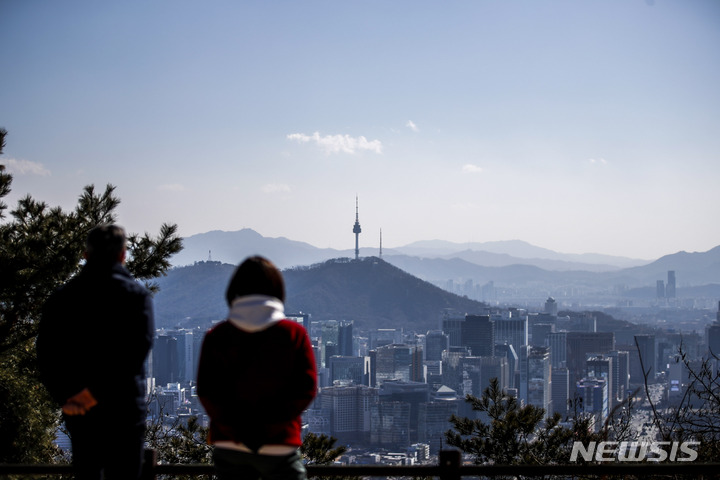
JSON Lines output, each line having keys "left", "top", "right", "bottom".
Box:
{"left": 0, "top": 129, "right": 183, "bottom": 463}
{"left": 300, "top": 432, "right": 348, "bottom": 465}
{"left": 146, "top": 415, "right": 212, "bottom": 465}
{"left": 445, "top": 377, "right": 635, "bottom": 468}
{"left": 446, "top": 378, "right": 571, "bottom": 466}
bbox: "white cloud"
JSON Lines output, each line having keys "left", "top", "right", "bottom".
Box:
{"left": 262, "top": 183, "right": 291, "bottom": 194}
{"left": 3, "top": 158, "right": 50, "bottom": 176}
{"left": 157, "top": 183, "right": 186, "bottom": 192}
{"left": 406, "top": 120, "right": 419, "bottom": 132}
{"left": 287, "top": 132, "right": 382, "bottom": 154}
{"left": 589, "top": 158, "right": 608, "bottom": 165}
{"left": 462, "top": 164, "right": 483, "bottom": 174}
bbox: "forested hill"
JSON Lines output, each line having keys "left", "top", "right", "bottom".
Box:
{"left": 283, "top": 257, "right": 488, "bottom": 332}
{"left": 153, "top": 257, "right": 487, "bottom": 332}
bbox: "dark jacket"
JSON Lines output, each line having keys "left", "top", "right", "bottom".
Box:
{"left": 37, "top": 262, "right": 154, "bottom": 420}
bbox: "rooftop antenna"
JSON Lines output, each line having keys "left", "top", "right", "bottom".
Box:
{"left": 353, "top": 196, "right": 362, "bottom": 260}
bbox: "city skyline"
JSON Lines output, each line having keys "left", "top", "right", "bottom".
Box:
{"left": 1, "top": 1, "right": 719, "bottom": 260}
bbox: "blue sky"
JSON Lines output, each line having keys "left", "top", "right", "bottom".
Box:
{"left": 1, "top": 0, "right": 719, "bottom": 260}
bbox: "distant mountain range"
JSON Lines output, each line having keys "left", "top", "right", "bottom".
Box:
{"left": 153, "top": 257, "right": 486, "bottom": 331}
{"left": 169, "top": 229, "right": 720, "bottom": 289}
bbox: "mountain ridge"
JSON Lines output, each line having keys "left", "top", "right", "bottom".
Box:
{"left": 168, "top": 228, "right": 720, "bottom": 288}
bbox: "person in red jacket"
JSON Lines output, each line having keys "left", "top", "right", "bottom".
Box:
{"left": 197, "top": 256, "right": 317, "bottom": 480}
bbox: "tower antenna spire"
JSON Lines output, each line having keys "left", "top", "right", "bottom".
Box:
{"left": 379, "top": 228, "right": 383, "bottom": 258}
{"left": 353, "top": 196, "right": 362, "bottom": 260}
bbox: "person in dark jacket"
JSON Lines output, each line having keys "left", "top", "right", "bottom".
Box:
{"left": 197, "top": 256, "right": 317, "bottom": 480}
{"left": 37, "top": 224, "right": 153, "bottom": 480}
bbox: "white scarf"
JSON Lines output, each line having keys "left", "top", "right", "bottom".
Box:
{"left": 227, "top": 295, "right": 285, "bottom": 332}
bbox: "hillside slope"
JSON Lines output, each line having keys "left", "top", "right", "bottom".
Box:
{"left": 154, "top": 257, "right": 487, "bottom": 332}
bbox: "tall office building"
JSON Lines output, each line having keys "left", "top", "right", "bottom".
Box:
{"left": 425, "top": 330, "right": 449, "bottom": 362}
{"left": 338, "top": 320, "right": 354, "bottom": 357}
{"left": 525, "top": 347, "right": 552, "bottom": 416}
{"left": 442, "top": 313, "right": 466, "bottom": 348}
{"left": 634, "top": 334, "right": 657, "bottom": 382}
{"left": 369, "top": 328, "right": 403, "bottom": 350}
{"left": 329, "top": 356, "right": 366, "bottom": 386}
{"left": 462, "top": 314, "right": 495, "bottom": 357}
{"left": 545, "top": 297, "right": 558, "bottom": 315}
{"left": 547, "top": 332, "right": 568, "bottom": 368}
{"left": 666, "top": 270, "right": 676, "bottom": 299}
{"left": 531, "top": 323, "right": 555, "bottom": 347}
{"left": 566, "top": 332, "right": 615, "bottom": 394}
{"left": 419, "top": 400, "right": 459, "bottom": 454}
{"left": 152, "top": 333, "right": 178, "bottom": 386}
{"left": 576, "top": 378, "right": 609, "bottom": 426}
{"left": 319, "top": 384, "right": 377, "bottom": 444}
{"left": 551, "top": 367, "right": 569, "bottom": 416}
{"left": 370, "top": 401, "right": 411, "bottom": 448}
{"left": 493, "top": 313, "right": 528, "bottom": 352}
{"left": 656, "top": 280, "right": 665, "bottom": 299}
{"left": 495, "top": 343, "right": 519, "bottom": 388}
{"left": 706, "top": 302, "right": 720, "bottom": 357}
{"left": 608, "top": 350, "right": 630, "bottom": 403}
{"left": 375, "top": 344, "right": 412, "bottom": 385}
{"left": 586, "top": 354, "right": 613, "bottom": 409}
{"left": 378, "top": 380, "right": 431, "bottom": 444}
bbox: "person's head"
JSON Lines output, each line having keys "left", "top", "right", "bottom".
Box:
{"left": 85, "top": 224, "right": 127, "bottom": 265}
{"left": 225, "top": 256, "right": 285, "bottom": 305}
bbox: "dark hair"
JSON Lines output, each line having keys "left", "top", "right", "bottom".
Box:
{"left": 85, "top": 224, "right": 126, "bottom": 264}
{"left": 225, "top": 256, "right": 285, "bottom": 305}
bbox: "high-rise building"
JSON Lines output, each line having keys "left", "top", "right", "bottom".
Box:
{"left": 329, "top": 356, "right": 366, "bottom": 386}
{"left": 547, "top": 332, "right": 568, "bottom": 368}
{"left": 566, "top": 332, "right": 614, "bottom": 394}
{"left": 338, "top": 320, "right": 354, "bottom": 357}
{"left": 666, "top": 270, "right": 676, "bottom": 299}
{"left": 152, "top": 333, "right": 178, "bottom": 386}
{"left": 375, "top": 344, "right": 412, "bottom": 385}
{"left": 369, "top": 328, "right": 403, "bottom": 350}
{"left": 586, "top": 354, "right": 613, "bottom": 409}
{"left": 370, "top": 401, "right": 411, "bottom": 448}
{"left": 495, "top": 343, "right": 519, "bottom": 388}
{"left": 319, "top": 384, "right": 377, "bottom": 444}
{"left": 378, "top": 380, "right": 431, "bottom": 444}
{"left": 706, "top": 302, "right": 720, "bottom": 358}
{"left": 531, "top": 323, "right": 555, "bottom": 347}
{"left": 493, "top": 313, "right": 528, "bottom": 352}
{"left": 656, "top": 280, "right": 666, "bottom": 299}
{"left": 634, "top": 334, "right": 657, "bottom": 382}
{"left": 462, "top": 314, "right": 495, "bottom": 357}
{"left": 608, "top": 350, "right": 630, "bottom": 403}
{"left": 442, "top": 313, "right": 466, "bottom": 348}
{"left": 419, "top": 394, "right": 459, "bottom": 454}
{"left": 425, "top": 330, "right": 449, "bottom": 362}
{"left": 545, "top": 297, "right": 558, "bottom": 316}
{"left": 576, "top": 378, "right": 609, "bottom": 427}
{"left": 525, "top": 347, "right": 552, "bottom": 416}
{"left": 551, "top": 367, "right": 569, "bottom": 416}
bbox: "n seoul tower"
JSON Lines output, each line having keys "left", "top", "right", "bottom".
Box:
{"left": 353, "top": 196, "right": 362, "bottom": 260}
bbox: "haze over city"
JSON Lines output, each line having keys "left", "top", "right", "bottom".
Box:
{"left": 1, "top": 0, "right": 719, "bottom": 260}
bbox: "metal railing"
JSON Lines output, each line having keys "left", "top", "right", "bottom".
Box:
{"left": 2, "top": 450, "right": 720, "bottom": 479}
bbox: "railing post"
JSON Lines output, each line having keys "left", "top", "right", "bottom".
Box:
{"left": 438, "top": 449, "right": 461, "bottom": 480}
{"left": 141, "top": 448, "right": 157, "bottom": 480}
